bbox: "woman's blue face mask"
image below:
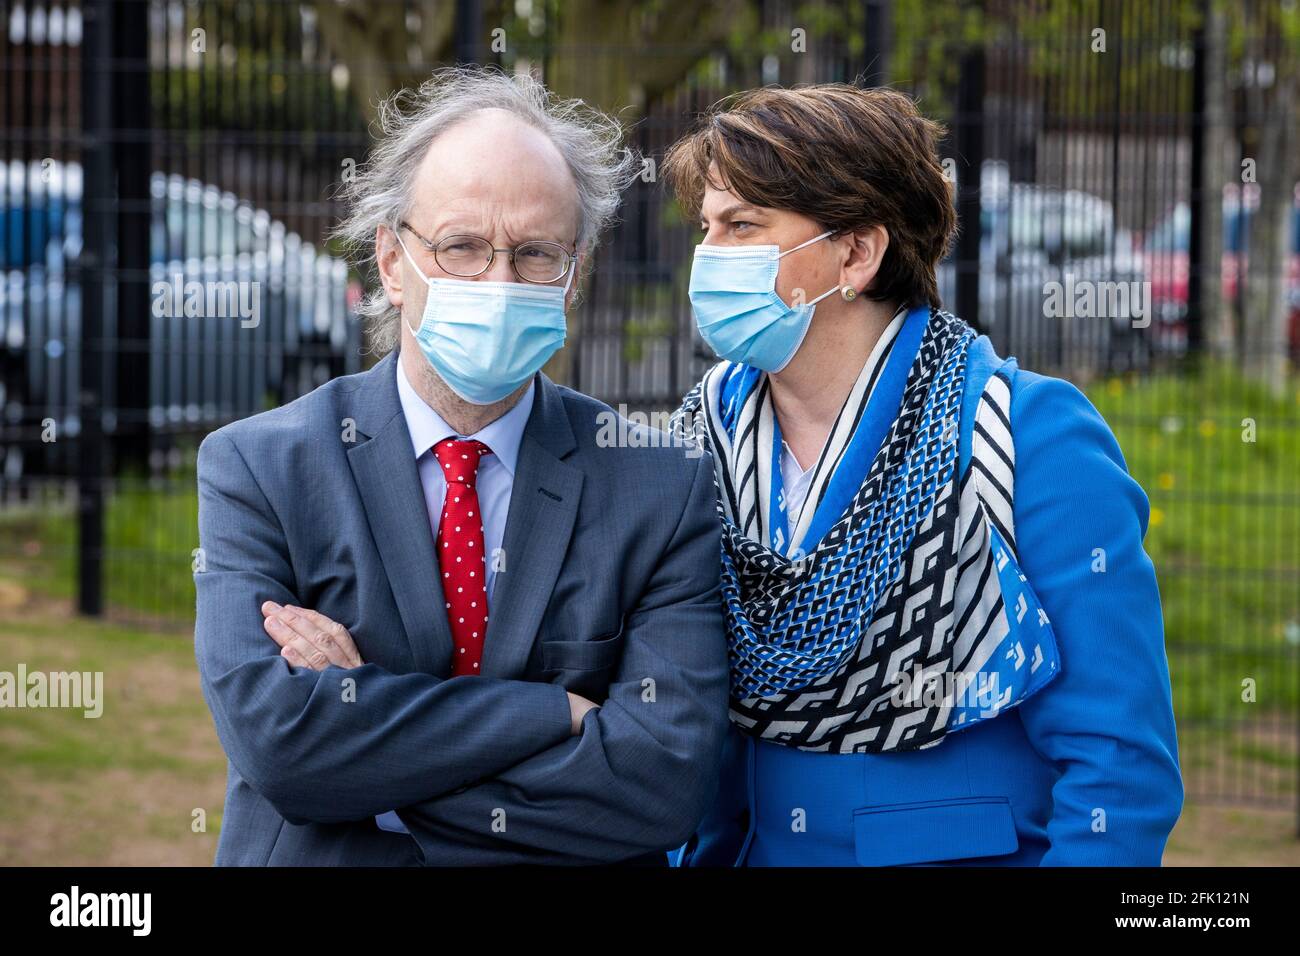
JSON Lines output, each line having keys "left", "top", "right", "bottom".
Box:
{"left": 688, "top": 229, "right": 838, "bottom": 372}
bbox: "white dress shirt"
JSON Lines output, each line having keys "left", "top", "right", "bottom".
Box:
{"left": 376, "top": 357, "right": 535, "bottom": 836}
{"left": 779, "top": 441, "right": 816, "bottom": 521}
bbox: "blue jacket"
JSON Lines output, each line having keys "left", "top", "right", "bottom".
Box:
{"left": 675, "top": 334, "right": 1183, "bottom": 866}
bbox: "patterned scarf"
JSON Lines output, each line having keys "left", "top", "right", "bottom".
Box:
{"left": 671, "top": 305, "right": 1062, "bottom": 753}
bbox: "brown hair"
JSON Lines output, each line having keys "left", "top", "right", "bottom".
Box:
{"left": 663, "top": 84, "right": 956, "bottom": 310}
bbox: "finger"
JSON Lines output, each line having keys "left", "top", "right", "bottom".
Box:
{"left": 274, "top": 609, "right": 348, "bottom": 669}
{"left": 264, "top": 612, "right": 331, "bottom": 663}
{"left": 289, "top": 605, "right": 336, "bottom": 629}
{"left": 276, "top": 625, "right": 337, "bottom": 671}
{"left": 285, "top": 634, "right": 331, "bottom": 670}
{"left": 263, "top": 608, "right": 358, "bottom": 668}
{"left": 290, "top": 607, "right": 362, "bottom": 667}
{"left": 282, "top": 606, "right": 359, "bottom": 668}
{"left": 280, "top": 643, "right": 311, "bottom": 669}
{"left": 263, "top": 613, "right": 294, "bottom": 648}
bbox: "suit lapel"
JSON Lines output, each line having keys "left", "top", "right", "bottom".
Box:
{"left": 479, "top": 373, "right": 584, "bottom": 680}
{"left": 345, "top": 351, "right": 454, "bottom": 675}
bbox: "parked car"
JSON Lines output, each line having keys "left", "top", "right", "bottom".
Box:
{"left": 937, "top": 161, "right": 1149, "bottom": 376}
{"left": 1, "top": 158, "right": 362, "bottom": 482}
{"left": 1141, "top": 182, "right": 1300, "bottom": 362}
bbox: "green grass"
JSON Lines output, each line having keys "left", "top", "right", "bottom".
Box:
{"left": 1086, "top": 362, "right": 1300, "bottom": 724}
{"left": 0, "top": 612, "right": 226, "bottom": 864}
{"left": 0, "top": 474, "right": 199, "bottom": 622}
{"left": 0, "top": 616, "right": 204, "bottom": 771}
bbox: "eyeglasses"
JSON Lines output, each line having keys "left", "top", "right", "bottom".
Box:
{"left": 398, "top": 221, "right": 577, "bottom": 284}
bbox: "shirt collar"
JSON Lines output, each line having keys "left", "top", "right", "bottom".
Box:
{"left": 395, "top": 355, "right": 535, "bottom": 477}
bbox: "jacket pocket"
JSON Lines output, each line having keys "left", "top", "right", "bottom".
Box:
{"left": 540, "top": 623, "right": 626, "bottom": 672}
{"left": 539, "top": 623, "right": 626, "bottom": 700}
{"left": 852, "top": 795, "right": 1019, "bottom": 866}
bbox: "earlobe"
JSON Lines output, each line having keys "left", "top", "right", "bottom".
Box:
{"left": 383, "top": 260, "right": 404, "bottom": 311}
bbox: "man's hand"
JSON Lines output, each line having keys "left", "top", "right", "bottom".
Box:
{"left": 262, "top": 600, "right": 598, "bottom": 734}
{"left": 262, "top": 601, "right": 364, "bottom": 670}
{"left": 567, "top": 692, "right": 599, "bottom": 735}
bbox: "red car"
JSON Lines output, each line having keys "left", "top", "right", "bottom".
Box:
{"left": 1142, "top": 182, "right": 1300, "bottom": 361}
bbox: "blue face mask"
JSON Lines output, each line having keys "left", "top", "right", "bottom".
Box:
{"left": 396, "top": 231, "right": 572, "bottom": 405}
{"left": 688, "top": 230, "right": 838, "bottom": 372}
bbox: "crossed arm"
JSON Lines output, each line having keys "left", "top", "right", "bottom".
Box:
{"left": 194, "top": 429, "right": 602, "bottom": 824}
{"left": 196, "top": 427, "right": 730, "bottom": 862}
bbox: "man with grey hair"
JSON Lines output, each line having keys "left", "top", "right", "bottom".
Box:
{"left": 193, "top": 66, "right": 728, "bottom": 865}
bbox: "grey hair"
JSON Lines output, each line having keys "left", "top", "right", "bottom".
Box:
{"left": 332, "top": 65, "right": 639, "bottom": 354}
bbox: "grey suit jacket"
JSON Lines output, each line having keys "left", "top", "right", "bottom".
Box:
{"left": 193, "top": 349, "right": 729, "bottom": 865}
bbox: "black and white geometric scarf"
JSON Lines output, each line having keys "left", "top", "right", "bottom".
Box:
{"left": 671, "top": 306, "right": 1062, "bottom": 753}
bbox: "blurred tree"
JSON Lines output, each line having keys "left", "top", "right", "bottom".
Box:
{"left": 308, "top": 0, "right": 746, "bottom": 125}
{"left": 1198, "top": 0, "right": 1229, "bottom": 358}
{"left": 311, "top": 1, "right": 458, "bottom": 129}
{"left": 1232, "top": 1, "right": 1299, "bottom": 394}
{"left": 541, "top": 0, "right": 747, "bottom": 109}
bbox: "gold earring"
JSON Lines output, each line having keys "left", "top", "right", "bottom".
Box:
{"left": 840, "top": 285, "right": 857, "bottom": 301}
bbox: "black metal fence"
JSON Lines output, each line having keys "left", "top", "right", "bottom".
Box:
{"left": 1, "top": 0, "right": 1296, "bottom": 820}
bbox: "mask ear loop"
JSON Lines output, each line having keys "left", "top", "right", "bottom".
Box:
{"left": 807, "top": 283, "right": 843, "bottom": 306}
{"left": 392, "top": 229, "right": 435, "bottom": 336}
{"left": 393, "top": 228, "right": 433, "bottom": 285}
{"left": 560, "top": 255, "right": 576, "bottom": 297}
{"left": 775, "top": 228, "right": 835, "bottom": 259}
{"left": 776, "top": 229, "right": 840, "bottom": 306}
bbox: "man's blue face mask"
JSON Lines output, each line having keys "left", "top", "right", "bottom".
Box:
{"left": 395, "top": 230, "right": 573, "bottom": 405}
{"left": 687, "top": 229, "right": 838, "bottom": 372}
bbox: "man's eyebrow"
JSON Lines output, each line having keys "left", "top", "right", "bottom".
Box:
{"left": 423, "top": 220, "right": 567, "bottom": 243}
{"left": 701, "top": 203, "right": 764, "bottom": 223}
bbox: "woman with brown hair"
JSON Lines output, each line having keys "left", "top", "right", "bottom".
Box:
{"left": 665, "top": 84, "right": 1182, "bottom": 866}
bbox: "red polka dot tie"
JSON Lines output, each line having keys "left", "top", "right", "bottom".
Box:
{"left": 433, "top": 437, "right": 492, "bottom": 676}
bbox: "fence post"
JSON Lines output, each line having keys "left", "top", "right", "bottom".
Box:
{"left": 861, "top": 0, "right": 891, "bottom": 88}
{"left": 954, "top": 45, "right": 985, "bottom": 332}
{"left": 113, "top": 0, "right": 152, "bottom": 473}
{"left": 77, "top": 0, "right": 114, "bottom": 616}
{"left": 455, "top": 0, "right": 483, "bottom": 65}
{"left": 1183, "top": 9, "right": 1207, "bottom": 359}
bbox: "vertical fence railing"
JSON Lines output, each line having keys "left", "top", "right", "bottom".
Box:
{"left": 2, "top": 0, "right": 367, "bottom": 624}
{"left": 78, "top": 0, "right": 110, "bottom": 615}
